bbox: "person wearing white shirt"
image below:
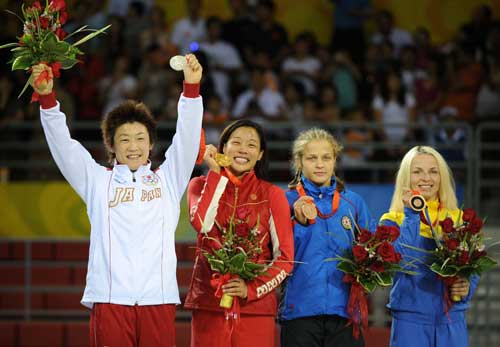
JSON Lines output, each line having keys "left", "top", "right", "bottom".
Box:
{"left": 170, "top": 0, "right": 207, "bottom": 54}
{"left": 31, "top": 55, "right": 204, "bottom": 347}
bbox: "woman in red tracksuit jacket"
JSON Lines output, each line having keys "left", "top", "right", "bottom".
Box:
{"left": 185, "top": 119, "right": 294, "bottom": 347}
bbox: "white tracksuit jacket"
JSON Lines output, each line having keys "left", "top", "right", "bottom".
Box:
{"left": 40, "top": 92, "right": 203, "bottom": 308}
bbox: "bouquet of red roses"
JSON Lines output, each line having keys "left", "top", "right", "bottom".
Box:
{"left": 418, "top": 208, "right": 497, "bottom": 305}
{"left": 329, "top": 224, "right": 416, "bottom": 338}
{"left": 0, "top": 0, "right": 110, "bottom": 99}
{"left": 202, "top": 213, "right": 267, "bottom": 311}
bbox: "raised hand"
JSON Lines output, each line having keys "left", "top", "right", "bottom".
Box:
{"left": 203, "top": 144, "right": 220, "bottom": 174}
{"left": 30, "top": 63, "right": 54, "bottom": 95}
{"left": 293, "top": 196, "right": 313, "bottom": 225}
{"left": 183, "top": 54, "right": 203, "bottom": 84}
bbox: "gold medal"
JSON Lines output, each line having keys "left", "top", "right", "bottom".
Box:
{"left": 215, "top": 153, "right": 232, "bottom": 167}
{"left": 302, "top": 202, "right": 317, "bottom": 220}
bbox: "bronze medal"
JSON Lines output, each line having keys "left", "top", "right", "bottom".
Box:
{"left": 215, "top": 153, "right": 232, "bottom": 167}
{"left": 302, "top": 202, "right": 317, "bottom": 220}
{"left": 410, "top": 193, "right": 426, "bottom": 211}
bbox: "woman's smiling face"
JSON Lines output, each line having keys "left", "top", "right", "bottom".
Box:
{"left": 223, "top": 126, "right": 263, "bottom": 178}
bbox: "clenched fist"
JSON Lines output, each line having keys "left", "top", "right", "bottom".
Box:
{"left": 30, "top": 63, "right": 54, "bottom": 95}
{"left": 183, "top": 54, "right": 203, "bottom": 84}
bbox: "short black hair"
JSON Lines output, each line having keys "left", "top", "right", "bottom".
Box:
{"left": 217, "top": 120, "right": 269, "bottom": 180}
{"left": 101, "top": 100, "right": 157, "bottom": 164}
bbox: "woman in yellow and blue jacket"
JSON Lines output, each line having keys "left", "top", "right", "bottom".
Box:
{"left": 380, "top": 146, "right": 479, "bottom": 347}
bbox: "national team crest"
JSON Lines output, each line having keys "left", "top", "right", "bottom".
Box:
{"left": 142, "top": 174, "right": 159, "bottom": 186}
{"left": 341, "top": 216, "right": 352, "bottom": 230}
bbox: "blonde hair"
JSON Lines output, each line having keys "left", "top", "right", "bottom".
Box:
{"left": 389, "top": 146, "right": 458, "bottom": 212}
{"left": 289, "top": 128, "right": 344, "bottom": 190}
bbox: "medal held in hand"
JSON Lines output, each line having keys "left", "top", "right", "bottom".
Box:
{"left": 169, "top": 55, "right": 187, "bottom": 71}
{"left": 409, "top": 190, "right": 426, "bottom": 211}
{"left": 215, "top": 153, "right": 232, "bottom": 167}
{"left": 301, "top": 200, "right": 318, "bottom": 220}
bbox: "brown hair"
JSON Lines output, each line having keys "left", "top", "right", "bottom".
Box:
{"left": 101, "top": 100, "right": 157, "bottom": 164}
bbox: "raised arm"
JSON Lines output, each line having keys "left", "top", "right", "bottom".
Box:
{"left": 159, "top": 54, "right": 204, "bottom": 204}
{"left": 33, "top": 64, "right": 101, "bottom": 202}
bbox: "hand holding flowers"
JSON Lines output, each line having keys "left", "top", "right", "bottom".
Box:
{"left": 0, "top": 0, "right": 110, "bottom": 100}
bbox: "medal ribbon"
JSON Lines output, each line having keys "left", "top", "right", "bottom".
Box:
{"left": 296, "top": 181, "right": 340, "bottom": 220}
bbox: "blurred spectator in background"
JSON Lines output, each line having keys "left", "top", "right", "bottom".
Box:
{"left": 459, "top": 4, "right": 494, "bottom": 63}
{"left": 107, "top": 0, "right": 153, "bottom": 17}
{"left": 252, "top": 0, "right": 289, "bottom": 70}
{"left": 140, "top": 5, "right": 178, "bottom": 57}
{"left": 317, "top": 84, "right": 341, "bottom": 123}
{"left": 137, "top": 44, "right": 172, "bottom": 115}
{"left": 281, "top": 32, "right": 321, "bottom": 96}
{"left": 332, "top": 50, "right": 360, "bottom": 111}
{"left": 200, "top": 16, "right": 243, "bottom": 109}
{"left": 413, "top": 27, "right": 436, "bottom": 70}
{"left": 441, "top": 46, "right": 483, "bottom": 123}
{"left": 476, "top": 62, "right": 500, "bottom": 120}
{"left": 123, "top": 1, "right": 151, "bottom": 71}
{"left": 371, "top": 9, "right": 413, "bottom": 57}
{"left": 373, "top": 66, "right": 416, "bottom": 157}
{"left": 330, "top": 0, "right": 373, "bottom": 65}
{"left": 222, "top": 0, "right": 260, "bottom": 67}
{"left": 232, "top": 68, "right": 287, "bottom": 121}
{"left": 400, "top": 45, "right": 419, "bottom": 93}
{"left": 432, "top": 107, "right": 467, "bottom": 162}
{"left": 171, "top": 0, "right": 206, "bottom": 54}
{"left": 283, "top": 80, "right": 305, "bottom": 125}
{"left": 99, "top": 55, "right": 138, "bottom": 115}
{"left": 203, "top": 94, "right": 229, "bottom": 144}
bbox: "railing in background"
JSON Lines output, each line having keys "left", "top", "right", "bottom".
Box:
{"left": 0, "top": 120, "right": 476, "bottom": 205}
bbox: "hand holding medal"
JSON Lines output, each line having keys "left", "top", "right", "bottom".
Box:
{"left": 293, "top": 196, "right": 317, "bottom": 225}
{"left": 203, "top": 144, "right": 232, "bottom": 174}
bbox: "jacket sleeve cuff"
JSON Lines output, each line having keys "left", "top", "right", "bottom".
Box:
{"left": 39, "top": 91, "right": 57, "bottom": 109}
{"left": 183, "top": 82, "right": 200, "bottom": 98}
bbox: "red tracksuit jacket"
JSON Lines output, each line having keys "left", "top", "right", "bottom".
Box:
{"left": 184, "top": 169, "right": 294, "bottom": 315}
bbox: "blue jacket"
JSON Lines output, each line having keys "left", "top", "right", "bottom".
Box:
{"left": 380, "top": 206, "right": 479, "bottom": 324}
{"left": 279, "top": 176, "right": 376, "bottom": 321}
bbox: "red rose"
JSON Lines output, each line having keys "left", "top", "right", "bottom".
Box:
{"left": 471, "top": 250, "right": 487, "bottom": 260}
{"left": 358, "top": 229, "right": 372, "bottom": 243}
{"left": 458, "top": 251, "right": 470, "bottom": 265}
{"left": 388, "top": 226, "right": 400, "bottom": 241}
{"left": 59, "top": 11, "right": 68, "bottom": 25}
{"left": 39, "top": 16, "right": 49, "bottom": 29}
{"left": 234, "top": 223, "right": 250, "bottom": 238}
{"left": 369, "top": 261, "right": 385, "bottom": 272}
{"left": 32, "top": 1, "right": 42, "bottom": 11}
{"left": 377, "top": 241, "right": 397, "bottom": 263}
{"left": 462, "top": 208, "right": 476, "bottom": 222}
{"left": 469, "top": 217, "right": 483, "bottom": 234}
{"left": 49, "top": 0, "right": 66, "bottom": 11}
{"left": 352, "top": 245, "right": 368, "bottom": 262}
{"left": 445, "top": 238, "right": 459, "bottom": 251}
{"left": 375, "top": 226, "right": 392, "bottom": 241}
{"left": 440, "top": 217, "right": 455, "bottom": 233}
{"left": 235, "top": 207, "right": 251, "bottom": 222}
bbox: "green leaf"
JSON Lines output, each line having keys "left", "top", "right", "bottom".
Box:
{"left": 73, "top": 24, "right": 112, "bottom": 47}
{"left": 17, "top": 77, "right": 32, "bottom": 99}
{"left": 11, "top": 55, "right": 33, "bottom": 70}
{"left": 476, "top": 256, "right": 497, "bottom": 273}
{"left": 359, "top": 277, "right": 377, "bottom": 293}
{"left": 0, "top": 42, "right": 19, "bottom": 50}
{"left": 337, "top": 260, "right": 356, "bottom": 274}
{"left": 430, "top": 262, "right": 458, "bottom": 277}
{"left": 229, "top": 252, "right": 246, "bottom": 272}
{"left": 374, "top": 271, "right": 393, "bottom": 286}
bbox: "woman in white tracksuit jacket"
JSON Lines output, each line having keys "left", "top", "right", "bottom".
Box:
{"left": 31, "top": 55, "right": 203, "bottom": 347}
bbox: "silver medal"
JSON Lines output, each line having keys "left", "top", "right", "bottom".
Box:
{"left": 169, "top": 55, "right": 187, "bottom": 71}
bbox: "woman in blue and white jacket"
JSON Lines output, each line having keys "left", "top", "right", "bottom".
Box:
{"left": 31, "top": 55, "right": 203, "bottom": 347}
{"left": 280, "top": 128, "right": 375, "bottom": 347}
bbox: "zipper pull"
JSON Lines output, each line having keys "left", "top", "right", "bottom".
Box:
{"left": 132, "top": 172, "right": 136, "bottom": 182}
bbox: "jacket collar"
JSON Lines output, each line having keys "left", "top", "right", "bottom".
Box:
{"left": 301, "top": 175, "right": 336, "bottom": 198}
{"left": 222, "top": 169, "right": 257, "bottom": 187}
{"left": 113, "top": 160, "right": 152, "bottom": 182}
